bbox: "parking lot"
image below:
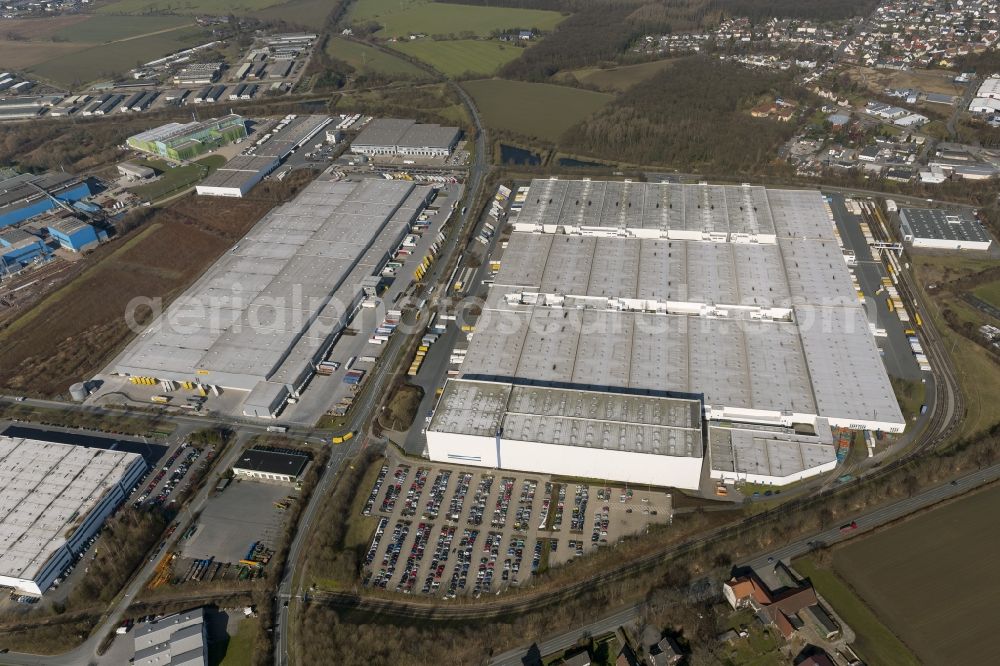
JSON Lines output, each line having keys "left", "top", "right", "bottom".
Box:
{"left": 360, "top": 457, "right": 673, "bottom": 598}
{"left": 181, "top": 479, "right": 294, "bottom": 564}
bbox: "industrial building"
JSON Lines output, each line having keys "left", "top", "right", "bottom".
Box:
{"left": 427, "top": 179, "right": 904, "bottom": 489}
{"left": 172, "top": 62, "right": 222, "bottom": 85}
{"left": 118, "top": 162, "right": 156, "bottom": 181}
{"left": 133, "top": 607, "right": 207, "bottom": 666}
{"left": 0, "top": 172, "right": 94, "bottom": 229}
{"left": 351, "top": 118, "right": 461, "bottom": 158}
{"left": 195, "top": 155, "right": 279, "bottom": 198}
{"left": 899, "top": 207, "right": 992, "bottom": 251}
{"left": 113, "top": 177, "right": 433, "bottom": 417}
{"left": 196, "top": 115, "right": 330, "bottom": 198}
{"left": 232, "top": 448, "right": 310, "bottom": 483}
{"left": 47, "top": 217, "right": 106, "bottom": 252}
{"left": 708, "top": 422, "right": 838, "bottom": 485}
{"left": 0, "top": 436, "right": 146, "bottom": 595}
{"left": 0, "top": 228, "right": 50, "bottom": 274}
{"left": 427, "top": 381, "right": 704, "bottom": 488}
{"left": 127, "top": 115, "right": 246, "bottom": 161}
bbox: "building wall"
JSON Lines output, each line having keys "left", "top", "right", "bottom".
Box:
{"left": 232, "top": 469, "right": 295, "bottom": 483}
{"left": 50, "top": 224, "right": 100, "bottom": 252}
{"left": 427, "top": 431, "right": 704, "bottom": 490}
{"left": 911, "top": 237, "right": 991, "bottom": 251}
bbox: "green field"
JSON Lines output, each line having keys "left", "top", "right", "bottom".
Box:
{"left": 326, "top": 37, "right": 427, "bottom": 78}
{"left": 348, "top": 0, "right": 564, "bottom": 38}
{"left": 569, "top": 58, "right": 681, "bottom": 92}
{"left": 799, "top": 483, "right": 1000, "bottom": 665}
{"left": 463, "top": 78, "right": 612, "bottom": 141}
{"left": 28, "top": 27, "right": 207, "bottom": 86}
{"left": 98, "top": 0, "right": 284, "bottom": 14}
{"left": 251, "top": 0, "right": 336, "bottom": 25}
{"left": 392, "top": 39, "right": 523, "bottom": 77}
{"left": 52, "top": 14, "right": 192, "bottom": 42}
{"left": 973, "top": 279, "right": 1000, "bottom": 309}
{"left": 128, "top": 155, "right": 226, "bottom": 203}
{"left": 212, "top": 617, "right": 257, "bottom": 666}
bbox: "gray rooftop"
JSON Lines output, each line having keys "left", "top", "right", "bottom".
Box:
{"left": 899, "top": 207, "right": 991, "bottom": 244}
{"left": 708, "top": 421, "right": 836, "bottom": 479}
{"left": 352, "top": 118, "right": 460, "bottom": 150}
{"left": 114, "top": 177, "right": 429, "bottom": 392}
{"left": 197, "top": 155, "right": 279, "bottom": 190}
{"left": 459, "top": 179, "right": 902, "bottom": 429}
{"left": 134, "top": 607, "right": 206, "bottom": 666}
{"left": 0, "top": 171, "right": 79, "bottom": 211}
{"left": 0, "top": 437, "right": 143, "bottom": 582}
{"left": 431, "top": 380, "right": 703, "bottom": 457}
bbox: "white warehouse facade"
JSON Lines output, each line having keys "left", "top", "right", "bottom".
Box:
{"left": 427, "top": 381, "right": 705, "bottom": 489}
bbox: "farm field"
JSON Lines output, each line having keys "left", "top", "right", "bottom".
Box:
{"left": 462, "top": 78, "right": 612, "bottom": 142}
{"left": 348, "top": 0, "right": 565, "bottom": 38}
{"left": 27, "top": 27, "right": 208, "bottom": 87}
{"left": 568, "top": 58, "right": 681, "bottom": 92}
{"left": 810, "top": 483, "right": 1000, "bottom": 666}
{"left": 251, "top": 0, "right": 336, "bottom": 25}
{"left": 326, "top": 37, "right": 427, "bottom": 78}
{"left": 97, "top": 0, "right": 284, "bottom": 14}
{"left": 847, "top": 66, "right": 964, "bottom": 97}
{"left": 392, "top": 39, "right": 523, "bottom": 77}
{"left": 0, "top": 15, "right": 200, "bottom": 75}
{"left": 52, "top": 14, "right": 193, "bottom": 42}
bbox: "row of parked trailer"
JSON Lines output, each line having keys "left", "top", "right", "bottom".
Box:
{"left": 408, "top": 317, "right": 446, "bottom": 377}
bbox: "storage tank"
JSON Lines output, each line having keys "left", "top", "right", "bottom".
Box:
{"left": 69, "top": 382, "right": 88, "bottom": 401}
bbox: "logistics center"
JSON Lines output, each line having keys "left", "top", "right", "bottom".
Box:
{"left": 0, "top": 436, "right": 146, "bottom": 595}
{"left": 112, "top": 177, "right": 433, "bottom": 418}
{"left": 426, "top": 179, "right": 904, "bottom": 489}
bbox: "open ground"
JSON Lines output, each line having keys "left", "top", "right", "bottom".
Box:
{"left": 326, "top": 37, "right": 427, "bottom": 78}
{"left": 0, "top": 179, "right": 309, "bottom": 396}
{"left": 566, "top": 59, "right": 681, "bottom": 92}
{"left": 392, "top": 39, "right": 525, "bottom": 77}
{"left": 801, "top": 483, "right": 1000, "bottom": 665}
{"left": 347, "top": 0, "right": 565, "bottom": 38}
{"left": 462, "top": 78, "right": 613, "bottom": 141}
{"left": 847, "top": 66, "right": 965, "bottom": 97}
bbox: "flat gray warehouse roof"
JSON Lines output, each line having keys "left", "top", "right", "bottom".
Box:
{"left": 708, "top": 422, "right": 837, "bottom": 479}
{"left": 353, "top": 118, "right": 460, "bottom": 150}
{"left": 0, "top": 437, "right": 143, "bottom": 583}
{"left": 456, "top": 179, "right": 902, "bottom": 431}
{"left": 899, "top": 207, "right": 990, "bottom": 244}
{"left": 431, "top": 380, "right": 703, "bottom": 457}
{"left": 113, "top": 177, "right": 430, "bottom": 394}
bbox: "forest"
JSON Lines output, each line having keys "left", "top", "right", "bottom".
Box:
{"left": 559, "top": 57, "right": 803, "bottom": 173}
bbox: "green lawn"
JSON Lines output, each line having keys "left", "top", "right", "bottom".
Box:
{"left": 569, "top": 58, "right": 681, "bottom": 92}
{"left": 52, "top": 14, "right": 192, "bottom": 42}
{"left": 794, "top": 557, "right": 919, "bottom": 666}
{"left": 392, "top": 39, "right": 523, "bottom": 77}
{"left": 463, "top": 78, "right": 613, "bottom": 142}
{"left": 326, "top": 37, "right": 427, "bottom": 78}
{"left": 973, "top": 279, "right": 1000, "bottom": 309}
{"left": 28, "top": 27, "right": 207, "bottom": 86}
{"left": 128, "top": 155, "right": 225, "bottom": 203}
{"left": 348, "top": 0, "right": 565, "bottom": 38}
{"left": 98, "top": 0, "right": 283, "bottom": 15}
{"left": 210, "top": 617, "right": 257, "bottom": 666}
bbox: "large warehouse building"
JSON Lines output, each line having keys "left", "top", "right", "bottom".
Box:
{"left": 899, "top": 207, "right": 992, "bottom": 251}
{"left": 427, "top": 179, "right": 903, "bottom": 489}
{"left": 113, "top": 177, "right": 432, "bottom": 417}
{"left": 0, "top": 172, "right": 95, "bottom": 230}
{"left": 351, "top": 118, "right": 461, "bottom": 158}
{"left": 127, "top": 114, "right": 246, "bottom": 161}
{"left": 0, "top": 436, "right": 146, "bottom": 595}
{"left": 196, "top": 115, "right": 331, "bottom": 198}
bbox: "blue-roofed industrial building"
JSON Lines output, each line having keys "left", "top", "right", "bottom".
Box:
{"left": 0, "top": 173, "right": 96, "bottom": 230}
{"left": 48, "top": 218, "right": 106, "bottom": 252}
{"left": 0, "top": 228, "right": 50, "bottom": 274}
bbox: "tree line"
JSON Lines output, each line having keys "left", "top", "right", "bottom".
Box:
{"left": 559, "top": 57, "right": 803, "bottom": 173}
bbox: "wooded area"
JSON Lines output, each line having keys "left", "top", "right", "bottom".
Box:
{"left": 559, "top": 57, "right": 802, "bottom": 173}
